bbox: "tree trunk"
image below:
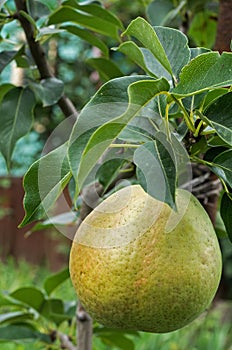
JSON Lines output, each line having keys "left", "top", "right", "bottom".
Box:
{"left": 214, "top": 0, "right": 232, "bottom": 52}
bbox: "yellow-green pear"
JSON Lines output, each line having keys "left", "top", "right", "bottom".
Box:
{"left": 70, "top": 185, "right": 222, "bottom": 333}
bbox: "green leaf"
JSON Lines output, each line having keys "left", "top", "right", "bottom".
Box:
{"left": 30, "top": 77, "right": 64, "bottom": 107}
{"left": 69, "top": 78, "right": 169, "bottom": 194}
{"left": 146, "top": 0, "right": 173, "bottom": 26}
{"left": 96, "top": 159, "right": 127, "bottom": 190}
{"left": 0, "top": 50, "right": 18, "bottom": 73}
{"left": 119, "top": 25, "right": 190, "bottom": 82}
{"left": 203, "top": 88, "right": 228, "bottom": 109}
{"left": 0, "top": 87, "right": 36, "bottom": 170}
{"left": 134, "top": 133, "right": 177, "bottom": 208}
{"left": 36, "top": 27, "right": 65, "bottom": 41}
{"left": 0, "top": 1, "right": 7, "bottom": 10}
{"left": 0, "top": 311, "right": 34, "bottom": 325}
{"left": 48, "top": 6, "right": 121, "bottom": 40}
{"left": 211, "top": 150, "right": 232, "bottom": 188}
{"left": 204, "top": 92, "right": 232, "bottom": 146}
{"left": 0, "top": 293, "right": 23, "bottom": 307}
{"left": 173, "top": 52, "right": 232, "bottom": 97}
{"left": 0, "top": 325, "right": 51, "bottom": 343}
{"left": 68, "top": 75, "right": 151, "bottom": 184}
{"left": 220, "top": 192, "right": 232, "bottom": 242}
{"left": 119, "top": 114, "right": 159, "bottom": 143}
{"left": 19, "top": 143, "right": 72, "bottom": 227}
{"left": 188, "top": 11, "right": 217, "bottom": 48}
{"left": 115, "top": 41, "right": 157, "bottom": 77}
{"left": 122, "top": 17, "right": 173, "bottom": 76}
{"left": 99, "top": 333, "right": 135, "bottom": 350}
{"left": 40, "top": 299, "right": 68, "bottom": 325}
{"left": 44, "top": 268, "right": 70, "bottom": 295}
{"left": 204, "top": 147, "right": 228, "bottom": 163}
{"left": 86, "top": 58, "right": 123, "bottom": 81}
{"left": 30, "top": 212, "right": 77, "bottom": 231}
{"left": 34, "top": 0, "right": 57, "bottom": 11}
{"left": 63, "top": 0, "right": 123, "bottom": 28}
{"left": 62, "top": 25, "right": 108, "bottom": 57}
{"left": 141, "top": 26, "right": 190, "bottom": 81}
{"left": 10, "top": 287, "right": 45, "bottom": 311}
{"left": 190, "top": 47, "right": 211, "bottom": 59}
{"left": 0, "top": 83, "right": 14, "bottom": 103}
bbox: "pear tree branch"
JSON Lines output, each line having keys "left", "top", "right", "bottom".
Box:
{"left": 14, "top": 0, "right": 78, "bottom": 118}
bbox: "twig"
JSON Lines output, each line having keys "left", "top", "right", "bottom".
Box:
{"left": 77, "top": 302, "right": 93, "bottom": 350}
{"left": 57, "top": 332, "right": 77, "bottom": 350}
{"left": 14, "top": 0, "right": 78, "bottom": 118}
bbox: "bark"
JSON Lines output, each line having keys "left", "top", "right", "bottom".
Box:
{"left": 14, "top": 0, "right": 77, "bottom": 118}
{"left": 214, "top": 0, "right": 232, "bottom": 52}
{"left": 77, "top": 302, "right": 93, "bottom": 350}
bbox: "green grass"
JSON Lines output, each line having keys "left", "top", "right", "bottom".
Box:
{"left": 0, "top": 257, "right": 232, "bottom": 350}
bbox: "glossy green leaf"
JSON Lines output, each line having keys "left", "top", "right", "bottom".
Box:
{"left": 204, "top": 92, "right": 232, "bottom": 146}
{"left": 203, "top": 88, "right": 228, "bottom": 109}
{"left": 115, "top": 41, "right": 157, "bottom": 77}
{"left": 19, "top": 143, "right": 71, "bottom": 227}
{"left": 30, "top": 77, "right": 64, "bottom": 107}
{"left": 207, "top": 136, "right": 229, "bottom": 148}
{"left": 44, "top": 268, "right": 70, "bottom": 295}
{"left": 141, "top": 26, "right": 190, "bottom": 81}
{"left": 70, "top": 78, "right": 169, "bottom": 194}
{"left": 64, "top": 301, "right": 77, "bottom": 317}
{"left": 0, "top": 50, "right": 18, "bottom": 73}
{"left": 220, "top": 192, "right": 232, "bottom": 242}
{"left": 30, "top": 212, "right": 77, "bottom": 231}
{"left": 119, "top": 114, "right": 159, "bottom": 143}
{"left": 48, "top": 6, "right": 120, "bottom": 40}
{"left": 122, "top": 17, "right": 172, "bottom": 76}
{"left": 63, "top": 0, "right": 123, "bottom": 28}
{"left": 134, "top": 133, "right": 177, "bottom": 208}
{"left": 0, "top": 325, "right": 51, "bottom": 343}
{"left": 96, "top": 159, "right": 127, "bottom": 190}
{"left": 190, "top": 136, "right": 207, "bottom": 156}
{"left": 173, "top": 52, "right": 232, "bottom": 96}
{"left": 0, "top": 311, "right": 34, "bottom": 325}
{"left": 204, "top": 147, "right": 227, "bottom": 163}
{"left": 211, "top": 150, "right": 232, "bottom": 188}
{"left": 0, "top": 87, "right": 36, "bottom": 170}
{"left": 68, "top": 75, "right": 151, "bottom": 184}
{"left": 87, "top": 58, "right": 123, "bottom": 81}
{"left": 190, "top": 47, "right": 211, "bottom": 59}
{"left": 10, "top": 287, "right": 45, "bottom": 311}
{"left": 40, "top": 298, "right": 68, "bottom": 325}
{"left": 36, "top": 27, "right": 65, "bottom": 41}
{"left": 35, "top": 0, "right": 57, "bottom": 11}
{"left": 62, "top": 25, "right": 108, "bottom": 57}
{"left": 0, "top": 83, "right": 14, "bottom": 103}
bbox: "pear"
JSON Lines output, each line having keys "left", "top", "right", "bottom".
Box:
{"left": 70, "top": 185, "right": 222, "bottom": 333}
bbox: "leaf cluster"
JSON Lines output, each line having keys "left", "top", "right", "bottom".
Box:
{"left": 0, "top": 1, "right": 231, "bottom": 241}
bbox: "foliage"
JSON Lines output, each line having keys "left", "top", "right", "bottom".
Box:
{"left": 0, "top": 0, "right": 231, "bottom": 348}
{"left": 146, "top": 0, "right": 219, "bottom": 49}
{"left": 0, "top": 1, "right": 228, "bottom": 238}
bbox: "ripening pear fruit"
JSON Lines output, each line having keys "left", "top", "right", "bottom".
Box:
{"left": 70, "top": 185, "right": 222, "bottom": 333}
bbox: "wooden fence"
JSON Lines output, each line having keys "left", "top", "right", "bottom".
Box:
{"left": 0, "top": 177, "right": 73, "bottom": 270}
